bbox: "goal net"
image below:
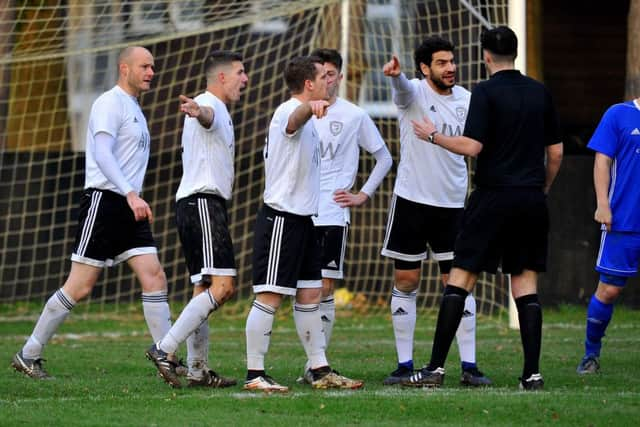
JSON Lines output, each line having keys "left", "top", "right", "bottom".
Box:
{"left": 0, "top": 0, "right": 511, "bottom": 317}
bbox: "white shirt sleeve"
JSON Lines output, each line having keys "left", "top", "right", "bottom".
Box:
{"left": 390, "top": 73, "right": 415, "bottom": 109}
{"left": 280, "top": 100, "right": 303, "bottom": 137}
{"left": 94, "top": 132, "right": 134, "bottom": 195}
{"left": 360, "top": 145, "right": 392, "bottom": 198}
{"left": 91, "top": 94, "right": 122, "bottom": 138}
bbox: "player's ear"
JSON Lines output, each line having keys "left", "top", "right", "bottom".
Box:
{"left": 419, "top": 62, "right": 430, "bottom": 78}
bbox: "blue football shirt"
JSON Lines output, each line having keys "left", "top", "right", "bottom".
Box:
{"left": 587, "top": 100, "right": 640, "bottom": 232}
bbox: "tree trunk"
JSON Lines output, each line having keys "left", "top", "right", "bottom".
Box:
{"left": 627, "top": 0, "right": 640, "bottom": 98}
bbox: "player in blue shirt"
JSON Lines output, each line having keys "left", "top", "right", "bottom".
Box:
{"left": 577, "top": 98, "right": 640, "bottom": 374}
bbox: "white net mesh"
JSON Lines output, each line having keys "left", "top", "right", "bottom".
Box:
{"left": 0, "top": 0, "right": 510, "bottom": 316}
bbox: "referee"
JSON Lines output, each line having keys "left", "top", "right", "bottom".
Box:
{"left": 405, "top": 26, "right": 563, "bottom": 390}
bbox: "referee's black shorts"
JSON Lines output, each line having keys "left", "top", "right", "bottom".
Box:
{"left": 453, "top": 187, "right": 549, "bottom": 275}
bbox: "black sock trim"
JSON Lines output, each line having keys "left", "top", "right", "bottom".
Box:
{"left": 247, "top": 369, "right": 265, "bottom": 380}
{"left": 515, "top": 293, "right": 540, "bottom": 309}
{"left": 443, "top": 285, "right": 469, "bottom": 298}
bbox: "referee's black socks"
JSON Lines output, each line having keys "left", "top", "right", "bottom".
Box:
{"left": 515, "top": 294, "right": 542, "bottom": 379}
{"left": 427, "top": 285, "right": 469, "bottom": 371}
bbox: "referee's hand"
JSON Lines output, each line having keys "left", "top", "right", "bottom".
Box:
{"left": 126, "top": 192, "right": 154, "bottom": 224}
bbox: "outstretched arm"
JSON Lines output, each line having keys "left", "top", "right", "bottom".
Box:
{"left": 179, "top": 94, "right": 214, "bottom": 128}
{"left": 383, "top": 55, "right": 414, "bottom": 108}
{"left": 286, "top": 100, "right": 329, "bottom": 134}
{"left": 411, "top": 116, "right": 482, "bottom": 157}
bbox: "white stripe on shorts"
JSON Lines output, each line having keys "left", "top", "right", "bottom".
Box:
{"left": 77, "top": 191, "right": 102, "bottom": 256}
{"left": 198, "top": 198, "right": 214, "bottom": 271}
{"left": 382, "top": 193, "right": 397, "bottom": 251}
{"left": 340, "top": 224, "right": 348, "bottom": 271}
{"left": 266, "top": 216, "right": 284, "bottom": 286}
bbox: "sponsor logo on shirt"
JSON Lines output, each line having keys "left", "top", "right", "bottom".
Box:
{"left": 313, "top": 144, "right": 320, "bottom": 167}
{"left": 439, "top": 123, "right": 464, "bottom": 137}
{"left": 138, "top": 131, "right": 150, "bottom": 151}
{"left": 319, "top": 141, "right": 339, "bottom": 160}
{"left": 631, "top": 128, "right": 640, "bottom": 136}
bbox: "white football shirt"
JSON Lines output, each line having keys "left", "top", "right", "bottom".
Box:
{"left": 176, "top": 91, "right": 235, "bottom": 201}
{"left": 392, "top": 75, "right": 470, "bottom": 207}
{"left": 84, "top": 85, "right": 150, "bottom": 196}
{"left": 263, "top": 98, "right": 321, "bottom": 216}
{"left": 312, "top": 98, "right": 387, "bottom": 226}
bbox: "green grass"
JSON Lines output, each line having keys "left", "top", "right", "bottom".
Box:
{"left": 1, "top": 304, "right": 639, "bottom": 426}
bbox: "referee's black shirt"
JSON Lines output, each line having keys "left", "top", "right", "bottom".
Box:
{"left": 463, "top": 69, "right": 562, "bottom": 189}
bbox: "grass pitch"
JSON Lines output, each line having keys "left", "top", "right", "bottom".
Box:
{"left": 1, "top": 304, "right": 639, "bottom": 426}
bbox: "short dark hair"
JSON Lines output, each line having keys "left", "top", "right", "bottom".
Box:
{"left": 481, "top": 26, "right": 518, "bottom": 61}
{"left": 310, "top": 48, "right": 342, "bottom": 71}
{"left": 284, "top": 55, "right": 323, "bottom": 94}
{"left": 204, "top": 50, "right": 243, "bottom": 76}
{"left": 414, "top": 36, "right": 455, "bottom": 76}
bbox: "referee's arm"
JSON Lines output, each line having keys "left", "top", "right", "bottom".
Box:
{"left": 544, "top": 142, "right": 563, "bottom": 195}
{"left": 411, "top": 116, "right": 482, "bottom": 157}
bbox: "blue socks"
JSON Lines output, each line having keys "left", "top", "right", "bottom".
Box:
{"left": 398, "top": 360, "right": 414, "bottom": 371}
{"left": 461, "top": 361, "right": 477, "bottom": 371}
{"left": 585, "top": 295, "right": 613, "bottom": 357}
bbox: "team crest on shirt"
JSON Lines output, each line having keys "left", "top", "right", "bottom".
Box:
{"left": 330, "top": 121, "right": 343, "bottom": 136}
{"left": 456, "top": 107, "right": 467, "bottom": 123}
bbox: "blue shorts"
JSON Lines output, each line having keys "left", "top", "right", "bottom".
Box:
{"left": 595, "top": 230, "right": 640, "bottom": 282}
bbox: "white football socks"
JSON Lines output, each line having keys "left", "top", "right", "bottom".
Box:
{"left": 319, "top": 295, "right": 336, "bottom": 348}
{"left": 186, "top": 320, "right": 210, "bottom": 377}
{"left": 23, "top": 289, "right": 75, "bottom": 359}
{"left": 158, "top": 290, "right": 218, "bottom": 354}
{"left": 245, "top": 300, "right": 276, "bottom": 371}
{"left": 294, "top": 302, "right": 328, "bottom": 369}
{"left": 456, "top": 293, "right": 477, "bottom": 365}
{"left": 141, "top": 290, "right": 172, "bottom": 343}
{"left": 390, "top": 286, "right": 417, "bottom": 365}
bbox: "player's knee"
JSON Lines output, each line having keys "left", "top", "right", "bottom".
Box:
{"left": 596, "top": 275, "right": 625, "bottom": 303}
{"left": 140, "top": 266, "right": 167, "bottom": 293}
{"left": 321, "top": 278, "right": 335, "bottom": 297}
{"left": 62, "top": 279, "right": 94, "bottom": 301}
{"left": 296, "top": 287, "right": 322, "bottom": 304}
{"left": 212, "top": 279, "right": 236, "bottom": 304}
{"left": 256, "top": 292, "right": 283, "bottom": 309}
{"left": 394, "top": 269, "right": 419, "bottom": 292}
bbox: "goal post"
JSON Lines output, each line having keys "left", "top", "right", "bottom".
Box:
{"left": 0, "top": 0, "right": 514, "bottom": 318}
